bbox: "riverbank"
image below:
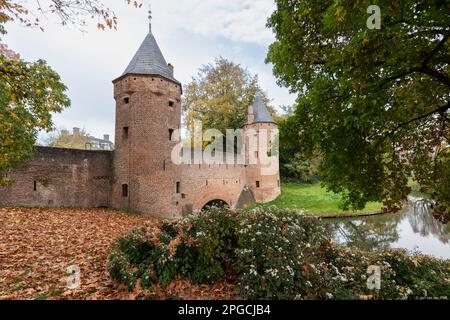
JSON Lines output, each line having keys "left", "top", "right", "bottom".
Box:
{"left": 250, "top": 182, "right": 383, "bottom": 217}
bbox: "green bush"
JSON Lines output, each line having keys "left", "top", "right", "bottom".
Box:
{"left": 108, "top": 248, "right": 137, "bottom": 290}
{"left": 107, "top": 207, "right": 450, "bottom": 300}
{"left": 176, "top": 208, "right": 240, "bottom": 284}
{"left": 235, "top": 207, "right": 325, "bottom": 299}
{"left": 296, "top": 241, "right": 450, "bottom": 300}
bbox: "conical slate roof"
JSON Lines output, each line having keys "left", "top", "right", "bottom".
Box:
{"left": 121, "top": 31, "right": 180, "bottom": 84}
{"left": 251, "top": 95, "right": 276, "bottom": 124}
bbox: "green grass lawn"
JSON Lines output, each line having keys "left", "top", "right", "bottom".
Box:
{"left": 408, "top": 180, "right": 433, "bottom": 199}
{"left": 250, "top": 182, "right": 382, "bottom": 216}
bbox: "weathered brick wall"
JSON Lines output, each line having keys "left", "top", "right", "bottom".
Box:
{"left": 179, "top": 164, "right": 251, "bottom": 214}
{"left": 110, "top": 74, "right": 280, "bottom": 218}
{"left": 0, "top": 147, "right": 113, "bottom": 208}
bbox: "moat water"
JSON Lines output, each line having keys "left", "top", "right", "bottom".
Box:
{"left": 322, "top": 197, "right": 450, "bottom": 259}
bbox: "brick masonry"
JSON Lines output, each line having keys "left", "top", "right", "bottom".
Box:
{"left": 0, "top": 146, "right": 112, "bottom": 208}
{"left": 110, "top": 73, "right": 281, "bottom": 218}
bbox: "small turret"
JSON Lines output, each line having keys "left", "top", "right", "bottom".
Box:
{"left": 244, "top": 95, "right": 280, "bottom": 203}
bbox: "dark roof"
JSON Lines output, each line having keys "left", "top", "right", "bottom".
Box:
{"left": 87, "top": 136, "right": 114, "bottom": 145}
{"left": 251, "top": 95, "right": 276, "bottom": 124}
{"left": 121, "top": 31, "right": 180, "bottom": 84}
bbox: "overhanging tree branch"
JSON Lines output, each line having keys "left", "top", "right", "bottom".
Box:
{"left": 379, "top": 32, "right": 450, "bottom": 88}
{"left": 421, "top": 31, "right": 450, "bottom": 68}
{"left": 421, "top": 66, "right": 450, "bottom": 87}
{"left": 385, "top": 103, "right": 450, "bottom": 138}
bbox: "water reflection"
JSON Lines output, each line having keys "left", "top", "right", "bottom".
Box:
{"left": 323, "top": 198, "right": 450, "bottom": 259}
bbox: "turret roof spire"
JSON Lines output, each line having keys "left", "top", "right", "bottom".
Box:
{"left": 119, "top": 6, "right": 179, "bottom": 84}
{"left": 148, "top": 3, "right": 152, "bottom": 33}
{"left": 249, "top": 95, "right": 276, "bottom": 124}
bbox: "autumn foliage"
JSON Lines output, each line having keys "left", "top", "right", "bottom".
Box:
{"left": 0, "top": 207, "right": 236, "bottom": 300}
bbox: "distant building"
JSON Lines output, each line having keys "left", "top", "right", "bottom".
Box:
{"left": 60, "top": 127, "right": 114, "bottom": 150}
{"left": 86, "top": 133, "right": 114, "bottom": 151}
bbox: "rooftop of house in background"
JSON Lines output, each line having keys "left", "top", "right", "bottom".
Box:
{"left": 59, "top": 127, "right": 114, "bottom": 151}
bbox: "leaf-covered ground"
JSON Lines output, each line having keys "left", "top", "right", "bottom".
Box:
{"left": 0, "top": 207, "right": 237, "bottom": 300}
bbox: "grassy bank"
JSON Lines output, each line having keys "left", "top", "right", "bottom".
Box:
{"left": 251, "top": 182, "right": 383, "bottom": 216}
{"left": 408, "top": 180, "right": 433, "bottom": 199}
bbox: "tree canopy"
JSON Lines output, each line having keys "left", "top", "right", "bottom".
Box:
{"left": 43, "top": 128, "right": 89, "bottom": 150}
{"left": 0, "top": 0, "right": 140, "bottom": 184}
{"left": 0, "top": 0, "right": 142, "bottom": 32}
{"left": 183, "top": 57, "right": 274, "bottom": 133}
{"left": 0, "top": 54, "right": 70, "bottom": 184}
{"left": 266, "top": 0, "right": 449, "bottom": 211}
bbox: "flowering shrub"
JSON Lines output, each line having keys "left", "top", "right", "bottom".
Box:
{"left": 294, "top": 241, "right": 450, "bottom": 300}
{"left": 235, "top": 207, "right": 325, "bottom": 299}
{"left": 107, "top": 207, "right": 450, "bottom": 299}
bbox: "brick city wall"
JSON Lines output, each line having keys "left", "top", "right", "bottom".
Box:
{"left": 0, "top": 146, "right": 113, "bottom": 208}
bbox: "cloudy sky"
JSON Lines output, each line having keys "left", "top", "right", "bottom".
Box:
{"left": 5, "top": 0, "right": 295, "bottom": 142}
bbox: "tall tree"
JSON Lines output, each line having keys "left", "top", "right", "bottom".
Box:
{"left": 0, "top": 0, "right": 141, "bottom": 184}
{"left": 266, "top": 1, "right": 449, "bottom": 212}
{"left": 0, "top": 53, "right": 70, "bottom": 185}
{"left": 183, "top": 57, "right": 274, "bottom": 134}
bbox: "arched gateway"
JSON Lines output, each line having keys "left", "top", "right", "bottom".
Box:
{"left": 201, "top": 199, "right": 230, "bottom": 211}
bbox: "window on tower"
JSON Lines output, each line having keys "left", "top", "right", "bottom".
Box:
{"left": 169, "top": 129, "right": 174, "bottom": 141}
{"left": 176, "top": 181, "right": 181, "bottom": 194}
{"left": 123, "top": 127, "right": 129, "bottom": 142}
{"left": 123, "top": 97, "right": 130, "bottom": 104}
{"left": 256, "top": 181, "right": 260, "bottom": 188}
{"left": 169, "top": 100, "right": 175, "bottom": 108}
{"left": 122, "top": 184, "right": 129, "bottom": 197}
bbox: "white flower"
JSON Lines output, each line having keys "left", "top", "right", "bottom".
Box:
{"left": 286, "top": 265, "right": 295, "bottom": 277}
{"left": 265, "top": 268, "right": 279, "bottom": 277}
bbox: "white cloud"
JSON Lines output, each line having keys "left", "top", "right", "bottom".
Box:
{"left": 4, "top": 0, "right": 295, "bottom": 143}
{"left": 157, "top": 0, "right": 275, "bottom": 45}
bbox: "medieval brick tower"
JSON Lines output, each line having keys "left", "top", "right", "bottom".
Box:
{"left": 111, "top": 12, "right": 182, "bottom": 218}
